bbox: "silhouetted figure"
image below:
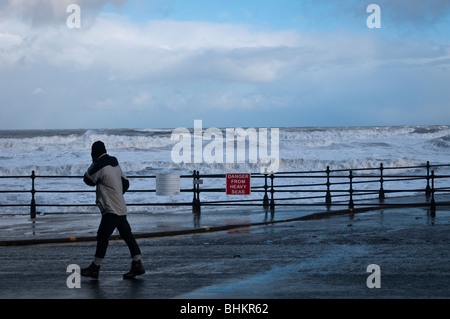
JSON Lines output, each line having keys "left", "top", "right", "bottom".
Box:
{"left": 80, "top": 141, "right": 145, "bottom": 279}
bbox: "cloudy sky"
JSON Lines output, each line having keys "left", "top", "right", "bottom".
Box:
{"left": 0, "top": 0, "right": 450, "bottom": 129}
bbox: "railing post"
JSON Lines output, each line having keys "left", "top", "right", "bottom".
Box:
{"left": 270, "top": 173, "right": 275, "bottom": 209}
{"left": 30, "top": 170, "right": 36, "bottom": 219}
{"left": 430, "top": 170, "right": 436, "bottom": 216}
{"left": 425, "top": 161, "right": 431, "bottom": 198}
{"left": 192, "top": 170, "right": 201, "bottom": 213}
{"left": 379, "top": 163, "right": 385, "bottom": 202}
{"left": 325, "top": 166, "right": 332, "bottom": 206}
{"left": 349, "top": 170, "right": 354, "bottom": 210}
{"left": 263, "top": 171, "right": 270, "bottom": 208}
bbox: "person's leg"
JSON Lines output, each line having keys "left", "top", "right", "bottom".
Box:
{"left": 116, "top": 216, "right": 141, "bottom": 258}
{"left": 81, "top": 213, "right": 119, "bottom": 278}
{"left": 117, "top": 216, "right": 145, "bottom": 279}
{"left": 95, "top": 213, "right": 120, "bottom": 262}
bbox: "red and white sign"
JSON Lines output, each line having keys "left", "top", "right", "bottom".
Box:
{"left": 226, "top": 173, "right": 251, "bottom": 195}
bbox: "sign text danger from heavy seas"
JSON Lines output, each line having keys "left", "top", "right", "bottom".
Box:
{"left": 226, "top": 173, "right": 251, "bottom": 195}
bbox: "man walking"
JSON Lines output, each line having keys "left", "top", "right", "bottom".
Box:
{"left": 80, "top": 141, "right": 145, "bottom": 279}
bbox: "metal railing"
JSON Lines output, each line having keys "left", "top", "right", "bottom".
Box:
{"left": 1, "top": 161, "right": 450, "bottom": 219}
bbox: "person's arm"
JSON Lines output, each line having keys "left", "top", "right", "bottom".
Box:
{"left": 83, "top": 173, "right": 96, "bottom": 186}
{"left": 121, "top": 169, "right": 130, "bottom": 194}
{"left": 84, "top": 163, "right": 100, "bottom": 186}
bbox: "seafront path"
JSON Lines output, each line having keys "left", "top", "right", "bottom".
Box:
{"left": 0, "top": 194, "right": 449, "bottom": 301}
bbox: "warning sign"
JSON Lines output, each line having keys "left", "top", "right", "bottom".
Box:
{"left": 226, "top": 173, "right": 251, "bottom": 195}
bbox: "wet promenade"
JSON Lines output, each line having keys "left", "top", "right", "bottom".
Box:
{"left": 0, "top": 194, "right": 449, "bottom": 303}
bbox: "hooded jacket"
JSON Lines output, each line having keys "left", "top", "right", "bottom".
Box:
{"left": 83, "top": 153, "right": 130, "bottom": 216}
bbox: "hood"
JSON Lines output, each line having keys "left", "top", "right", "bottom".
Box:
{"left": 88, "top": 154, "right": 119, "bottom": 175}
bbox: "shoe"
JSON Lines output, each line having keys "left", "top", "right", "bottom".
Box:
{"left": 123, "top": 260, "right": 145, "bottom": 279}
{"left": 80, "top": 262, "right": 100, "bottom": 279}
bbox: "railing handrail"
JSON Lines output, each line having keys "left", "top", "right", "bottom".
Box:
{"left": 1, "top": 161, "right": 449, "bottom": 218}
{"left": 0, "top": 162, "right": 447, "bottom": 179}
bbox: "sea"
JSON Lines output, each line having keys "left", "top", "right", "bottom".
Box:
{"left": 1, "top": 125, "right": 449, "bottom": 215}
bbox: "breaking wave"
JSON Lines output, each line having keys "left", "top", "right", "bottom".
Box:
{"left": 0, "top": 125, "right": 449, "bottom": 176}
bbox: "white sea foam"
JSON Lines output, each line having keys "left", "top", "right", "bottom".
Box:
{"left": 0, "top": 126, "right": 449, "bottom": 176}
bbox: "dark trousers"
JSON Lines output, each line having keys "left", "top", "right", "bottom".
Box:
{"left": 95, "top": 213, "right": 141, "bottom": 259}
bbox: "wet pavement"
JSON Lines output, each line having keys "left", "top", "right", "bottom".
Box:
{"left": 0, "top": 194, "right": 449, "bottom": 303}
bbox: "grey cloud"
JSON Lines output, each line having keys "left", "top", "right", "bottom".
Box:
{"left": 0, "top": 0, "right": 126, "bottom": 26}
